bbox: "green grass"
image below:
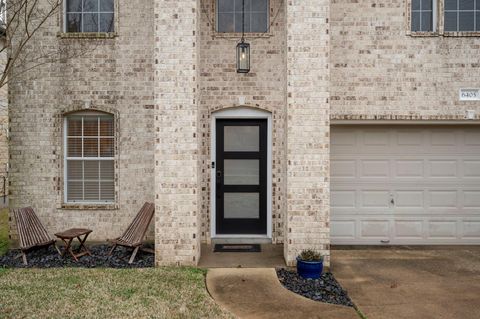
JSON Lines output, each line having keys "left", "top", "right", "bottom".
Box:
{"left": 0, "top": 208, "right": 8, "bottom": 256}
{"left": 0, "top": 209, "right": 231, "bottom": 318}
{"left": 0, "top": 267, "right": 233, "bottom": 319}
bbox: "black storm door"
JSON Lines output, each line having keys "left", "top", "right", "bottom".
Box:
{"left": 216, "top": 119, "right": 267, "bottom": 235}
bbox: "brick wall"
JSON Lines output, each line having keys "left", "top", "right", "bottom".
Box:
{"left": 330, "top": 0, "right": 480, "bottom": 119}
{"left": 154, "top": 0, "right": 201, "bottom": 266}
{"left": 0, "top": 37, "right": 7, "bottom": 202}
{"left": 285, "top": 0, "right": 331, "bottom": 266}
{"left": 198, "top": 0, "right": 287, "bottom": 243}
{"left": 8, "top": 1, "right": 155, "bottom": 241}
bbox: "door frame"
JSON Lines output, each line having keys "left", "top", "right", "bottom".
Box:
{"left": 210, "top": 107, "right": 272, "bottom": 239}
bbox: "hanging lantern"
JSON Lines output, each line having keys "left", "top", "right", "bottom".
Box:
{"left": 236, "top": 39, "right": 250, "bottom": 73}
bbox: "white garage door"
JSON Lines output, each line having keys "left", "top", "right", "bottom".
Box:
{"left": 331, "top": 125, "right": 480, "bottom": 245}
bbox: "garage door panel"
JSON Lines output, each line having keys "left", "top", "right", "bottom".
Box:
{"left": 395, "top": 191, "right": 424, "bottom": 208}
{"left": 431, "top": 131, "right": 456, "bottom": 146}
{"left": 361, "top": 190, "right": 390, "bottom": 208}
{"left": 331, "top": 190, "right": 356, "bottom": 209}
{"left": 428, "top": 221, "right": 458, "bottom": 238}
{"left": 463, "top": 191, "right": 480, "bottom": 208}
{"left": 429, "top": 160, "right": 457, "bottom": 178}
{"left": 364, "top": 131, "right": 390, "bottom": 146}
{"left": 462, "top": 221, "right": 480, "bottom": 238}
{"left": 332, "top": 125, "right": 480, "bottom": 245}
{"left": 331, "top": 160, "right": 356, "bottom": 178}
{"left": 394, "top": 160, "right": 424, "bottom": 178}
{"left": 429, "top": 191, "right": 458, "bottom": 208}
{"left": 361, "top": 160, "right": 389, "bottom": 178}
{"left": 331, "top": 220, "right": 356, "bottom": 239}
{"left": 463, "top": 160, "right": 480, "bottom": 178}
{"left": 394, "top": 220, "right": 424, "bottom": 238}
{"left": 464, "top": 130, "right": 480, "bottom": 146}
{"left": 397, "top": 131, "right": 424, "bottom": 146}
{"left": 360, "top": 220, "right": 390, "bottom": 238}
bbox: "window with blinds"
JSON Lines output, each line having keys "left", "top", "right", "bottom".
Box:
{"left": 65, "top": 113, "right": 115, "bottom": 203}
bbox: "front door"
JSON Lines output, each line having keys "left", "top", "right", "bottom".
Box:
{"left": 216, "top": 119, "right": 267, "bottom": 235}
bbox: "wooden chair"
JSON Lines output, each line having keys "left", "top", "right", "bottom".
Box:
{"left": 13, "top": 207, "right": 60, "bottom": 265}
{"left": 109, "top": 202, "right": 155, "bottom": 264}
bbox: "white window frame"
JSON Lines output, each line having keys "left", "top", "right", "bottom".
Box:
{"left": 63, "top": 112, "right": 115, "bottom": 204}
{"left": 63, "top": 0, "right": 115, "bottom": 33}
{"left": 216, "top": 0, "right": 270, "bottom": 33}
{"left": 411, "top": 0, "right": 438, "bottom": 32}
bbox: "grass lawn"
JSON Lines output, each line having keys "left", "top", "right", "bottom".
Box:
{"left": 0, "top": 208, "right": 8, "bottom": 255}
{"left": 0, "top": 209, "right": 232, "bottom": 319}
{"left": 0, "top": 267, "right": 232, "bottom": 319}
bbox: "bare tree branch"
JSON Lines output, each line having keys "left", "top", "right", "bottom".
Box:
{"left": 0, "top": 0, "right": 99, "bottom": 88}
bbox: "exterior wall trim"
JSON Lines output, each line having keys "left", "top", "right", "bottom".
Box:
{"left": 210, "top": 106, "right": 273, "bottom": 239}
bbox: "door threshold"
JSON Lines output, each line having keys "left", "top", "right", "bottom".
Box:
{"left": 212, "top": 237, "right": 272, "bottom": 244}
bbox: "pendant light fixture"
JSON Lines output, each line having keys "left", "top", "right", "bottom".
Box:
{"left": 236, "top": 0, "right": 250, "bottom": 73}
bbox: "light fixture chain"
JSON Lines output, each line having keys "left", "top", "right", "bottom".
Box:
{"left": 242, "top": 0, "right": 245, "bottom": 42}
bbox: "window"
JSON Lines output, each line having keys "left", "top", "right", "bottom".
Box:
{"left": 444, "top": 0, "right": 480, "bottom": 31}
{"left": 65, "top": 113, "right": 115, "bottom": 203}
{"left": 216, "top": 0, "right": 269, "bottom": 33}
{"left": 65, "top": 0, "right": 114, "bottom": 33}
{"left": 411, "top": 0, "right": 435, "bottom": 32}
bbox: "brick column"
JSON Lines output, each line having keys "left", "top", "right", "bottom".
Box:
{"left": 154, "top": 0, "right": 201, "bottom": 266}
{"left": 285, "top": 1, "right": 331, "bottom": 266}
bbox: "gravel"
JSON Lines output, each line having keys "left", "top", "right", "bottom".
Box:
{"left": 0, "top": 244, "right": 154, "bottom": 268}
{"left": 276, "top": 268, "right": 355, "bottom": 307}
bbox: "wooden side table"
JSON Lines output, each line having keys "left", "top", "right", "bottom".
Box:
{"left": 55, "top": 228, "right": 93, "bottom": 261}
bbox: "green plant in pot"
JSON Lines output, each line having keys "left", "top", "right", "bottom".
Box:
{"left": 296, "top": 249, "right": 324, "bottom": 279}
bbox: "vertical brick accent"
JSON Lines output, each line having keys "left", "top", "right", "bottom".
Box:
{"left": 285, "top": 0, "right": 331, "bottom": 266}
{"left": 0, "top": 43, "right": 7, "bottom": 200}
{"left": 154, "top": 0, "right": 201, "bottom": 266}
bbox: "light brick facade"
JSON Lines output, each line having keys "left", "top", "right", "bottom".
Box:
{"left": 154, "top": 0, "right": 201, "bottom": 266}
{"left": 330, "top": 0, "right": 480, "bottom": 120}
{"left": 7, "top": 0, "right": 480, "bottom": 266}
{"left": 285, "top": 0, "right": 331, "bottom": 266}
{"left": 8, "top": 0, "right": 155, "bottom": 241}
{"left": 0, "top": 37, "right": 7, "bottom": 203}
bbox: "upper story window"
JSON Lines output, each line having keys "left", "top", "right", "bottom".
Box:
{"left": 216, "top": 0, "right": 269, "bottom": 33}
{"left": 411, "top": 0, "right": 435, "bottom": 32}
{"left": 65, "top": 113, "right": 115, "bottom": 204}
{"left": 65, "top": 0, "right": 115, "bottom": 33}
{"left": 444, "top": 0, "right": 480, "bottom": 31}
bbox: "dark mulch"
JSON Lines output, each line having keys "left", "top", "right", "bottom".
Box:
{"left": 276, "top": 268, "right": 355, "bottom": 307}
{"left": 0, "top": 244, "right": 154, "bottom": 268}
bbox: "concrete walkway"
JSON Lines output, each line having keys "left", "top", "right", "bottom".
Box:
{"left": 199, "top": 244, "right": 286, "bottom": 268}
{"left": 206, "top": 268, "right": 358, "bottom": 319}
{"left": 332, "top": 246, "right": 480, "bottom": 319}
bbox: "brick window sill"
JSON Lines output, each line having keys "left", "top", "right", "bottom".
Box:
{"left": 408, "top": 31, "right": 480, "bottom": 37}
{"left": 408, "top": 31, "right": 440, "bottom": 37}
{"left": 57, "top": 32, "right": 117, "bottom": 39}
{"left": 442, "top": 31, "right": 480, "bottom": 37}
{"left": 213, "top": 32, "right": 273, "bottom": 39}
{"left": 60, "top": 203, "right": 119, "bottom": 210}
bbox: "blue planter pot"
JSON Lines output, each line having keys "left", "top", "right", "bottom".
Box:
{"left": 296, "top": 257, "right": 324, "bottom": 279}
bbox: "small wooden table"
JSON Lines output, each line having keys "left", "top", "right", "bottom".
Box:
{"left": 55, "top": 228, "right": 93, "bottom": 261}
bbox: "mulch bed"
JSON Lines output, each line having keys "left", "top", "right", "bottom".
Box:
{"left": 276, "top": 268, "right": 355, "bottom": 307}
{"left": 0, "top": 244, "right": 154, "bottom": 268}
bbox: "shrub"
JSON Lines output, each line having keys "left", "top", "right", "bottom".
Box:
{"left": 298, "top": 249, "right": 324, "bottom": 262}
